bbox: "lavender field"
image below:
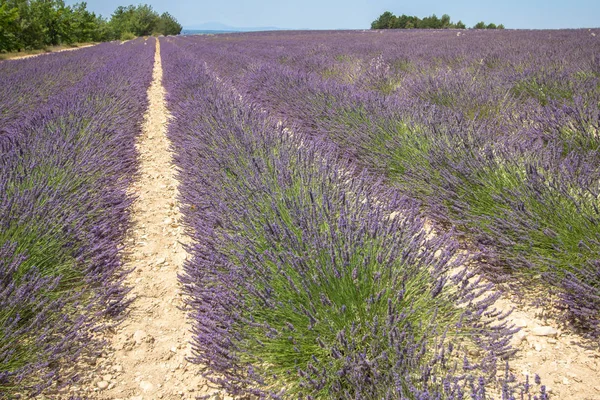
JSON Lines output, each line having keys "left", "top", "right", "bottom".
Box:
{"left": 1, "top": 29, "right": 599, "bottom": 398}
{"left": 164, "top": 29, "right": 600, "bottom": 333}
{"left": 161, "top": 29, "right": 599, "bottom": 398}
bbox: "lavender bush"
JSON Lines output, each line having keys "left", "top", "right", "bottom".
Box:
{"left": 160, "top": 38, "right": 550, "bottom": 399}
{"left": 0, "top": 38, "right": 155, "bottom": 395}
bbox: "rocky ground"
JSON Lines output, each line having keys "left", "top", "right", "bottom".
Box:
{"left": 500, "top": 296, "right": 600, "bottom": 399}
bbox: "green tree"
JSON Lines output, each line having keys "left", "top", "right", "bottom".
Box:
{"left": 486, "top": 22, "right": 497, "bottom": 29}
{"left": 156, "top": 12, "right": 182, "bottom": 35}
{"left": 419, "top": 14, "right": 442, "bottom": 29}
{"left": 129, "top": 4, "right": 159, "bottom": 36}
{"left": 40, "top": 0, "right": 74, "bottom": 46}
{"left": 371, "top": 12, "right": 482, "bottom": 31}
{"left": 106, "top": 4, "right": 182, "bottom": 38}
{"left": 473, "top": 21, "right": 486, "bottom": 29}
{"left": 0, "top": 1, "right": 201, "bottom": 51}
{"left": 441, "top": 14, "right": 451, "bottom": 28}
{"left": 395, "top": 14, "right": 409, "bottom": 29}
{"left": 13, "top": 0, "right": 46, "bottom": 49}
{"left": 108, "top": 5, "right": 135, "bottom": 39}
{"left": 70, "top": 2, "right": 105, "bottom": 42}
{"left": 0, "top": 2, "right": 20, "bottom": 51}
{"left": 0, "top": 0, "right": 116, "bottom": 51}
{"left": 371, "top": 11, "right": 395, "bottom": 29}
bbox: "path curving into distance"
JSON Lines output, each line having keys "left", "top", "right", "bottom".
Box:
{"left": 78, "top": 39, "right": 221, "bottom": 400}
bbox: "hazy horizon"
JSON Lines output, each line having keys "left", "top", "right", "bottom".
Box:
{"left": 65, "top": 0, "right": 600, "bottom": 30}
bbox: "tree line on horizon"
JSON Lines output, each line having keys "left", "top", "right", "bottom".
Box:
{"left": 0, "top": 0, "right": 183, "bottom": 53}
{"left": 371, "top": 12, "right": 504, "bottom": 30}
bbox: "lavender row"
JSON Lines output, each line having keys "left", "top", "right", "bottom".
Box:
{"left": 0, "top": 43, "right": 121, "bottom": 133}
{"left": 0, "top": 38, "right": 155, "bottom": 395}
{"left": 160, "top": 38, "right": 549, "bottom": 399}
{"left": 172, "top": 31, "right": 600, "bottom": 337}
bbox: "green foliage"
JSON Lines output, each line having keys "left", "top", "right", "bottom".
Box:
{"left": 0, "top": 1, "right": 182, "bottom": 52}
{"left": 107, "top": 5, "right": 182, "bottom": 38}
{"left": 511, "top": 76, "right": 574, "bottom": 106}
{"left": 473, "top": 21, "right": 503, "bottom": 29}
{"left": 119, "top": 30, "right": 136, "bottom": 41}
{"left": 419, "top": 14, "right": 443, "bottom": 29}
{"left": 156, "top": 12, "right": 182, "bottom": 36}
{"left": 370, "top": 11, "right": 395, "bottom": 29}
{"left": 129, "top": 4, "right": 157, "bottom": 36}
{"left": 0, "top": 0, "right": 100, "bottom": 51}
{"left": 70, "top": 2, "right": 110, "bottom": 43}
{"left": 442, "top": 158, "right": 600, "bottom": 286}
{"left": 371, "top": 11, "right": 501, "bottom": 30}
{"left": 0, "top": 2, "right": 20, "bottom": 51}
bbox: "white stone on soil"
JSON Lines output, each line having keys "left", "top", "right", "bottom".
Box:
{"left": 97, "top": 381, "right": 109, "bottom": 390}
{"left": 531, "top": 326, "right": 558, "bottom": 337}
{"left": 140, "top": 380, "right": 155, "bottom": 392}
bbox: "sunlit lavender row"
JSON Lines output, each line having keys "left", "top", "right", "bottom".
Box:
{"left": 0, "top": 43, "right": 117, "bottom": 133}
{"left": 168, "top": 29, "right": 600, "bottom": 338}
{"left": 160, "top": 37, "right": 550, "bottom": 399}
{"left": 0, "top": 38, "right": 155, "bottom": 395}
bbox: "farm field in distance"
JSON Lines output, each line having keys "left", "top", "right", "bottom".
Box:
{"left": 1, "top": 29, "right": 599, "bottom": 399}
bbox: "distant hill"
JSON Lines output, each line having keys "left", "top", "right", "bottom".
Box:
{"left": 183, "top": 22, "right": 282, "bottom": 32}
{"left": 181, "top": 29, "right": 236, "bottom": 35}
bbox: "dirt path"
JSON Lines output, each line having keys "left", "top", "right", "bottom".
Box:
{"left": 498, "top": 295, "right": 600, "bottom": 399}
{"left": 5, "top": 44, "right": 95, "bottom": 60}
{"left": 76, "top": 39, "right": 219, "bottom": 400}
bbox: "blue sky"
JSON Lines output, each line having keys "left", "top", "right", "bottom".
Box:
{"left": 66, "top": 0, "right": 600, "bottom": 30}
